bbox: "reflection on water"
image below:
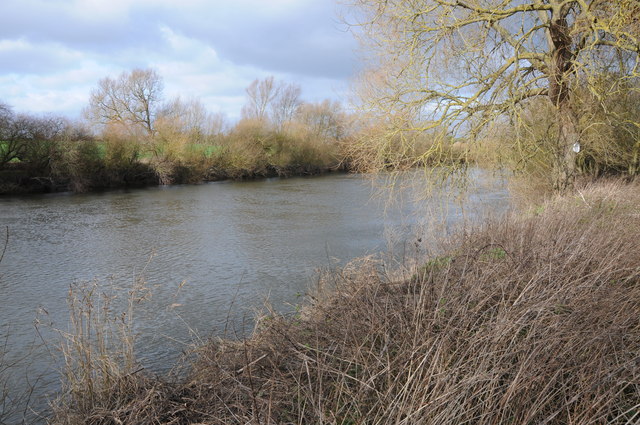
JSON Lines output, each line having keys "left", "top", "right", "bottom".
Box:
{"left": 0, "top": 171, "right": 509, "bottom": 421}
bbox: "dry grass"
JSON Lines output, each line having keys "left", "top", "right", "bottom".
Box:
{"left": 53, "top": 180, "right": 640, "bottom": 424}
{"left": 49, "top": 278, "right": 159, "bottom": 425}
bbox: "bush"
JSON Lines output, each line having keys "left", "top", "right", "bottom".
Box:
{"left": 490, "top": 78, "right": 640, "bottom": 200}
{"left": 576, "top": 78, "right": 640, "bottom": 176}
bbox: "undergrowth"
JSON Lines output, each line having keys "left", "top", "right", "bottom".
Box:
{"left": 52, "top": 180, "right": 640, "bottom": 424}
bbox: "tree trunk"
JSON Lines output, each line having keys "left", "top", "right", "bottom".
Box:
{"left": 549, "top": 11, "right": 579, "bottom": 191}
{"left": 554, "top": 101, "right": 579, "bottom": 191}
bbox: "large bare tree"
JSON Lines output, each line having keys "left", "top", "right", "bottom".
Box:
{"left": 348, "top": 0, "right": 640, "bottom": 189}
{"left": 297, "top": 100, "right": 346, "bottom": 141}
{"left": 87, "top": 68, "right": 163, "bottom": 135}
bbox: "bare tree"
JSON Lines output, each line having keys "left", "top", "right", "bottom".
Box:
{"left": 271, "top": 82, "right": 302, "bottom": 130}
{"left": 208, "top": 111, "right": 228, "bottom": 137}
{"left": 87, "top": 68, "right": 163, "bottom": 135}
{"left": 0, "top": 102, "right": 14, "bottom": 144}
{"left": 156, "top": 97, "right": 227, "bottom": 145}
{"left": 159, "top": 97, "right": 210, "bottom": 136}
{"left": 241, "top": 76, "right": 280, "bottom": 122}
{"left": 348, "top": 0, "right": 640, "bottom": 190}
{"left": 0, "top": 102, "right": 20, "bottom": 166}
{"left": 0, "top": 102, "right": 69, "bottom": 168}
{"left": 0, "top": 101, "right": 11, "bottom": 133}
{"left": 297, "top": 100, "right": 346, "bottom": 141}
{"left": 241, "top": 77, "right": 304, "bottom": 130}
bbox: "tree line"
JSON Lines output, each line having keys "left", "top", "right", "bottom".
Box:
{"left": 0, "top": 71, "right": 351, "bottom": 194}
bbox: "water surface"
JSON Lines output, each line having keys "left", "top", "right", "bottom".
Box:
{"left": 0, "top": 171, "right": 509, "bottom": 421}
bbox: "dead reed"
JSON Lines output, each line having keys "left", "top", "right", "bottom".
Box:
{"left": 49, "top": 277, "right": 162, "bottom": 425}
{"left": 53, "top": 180, "right": 640, "bottom": 424}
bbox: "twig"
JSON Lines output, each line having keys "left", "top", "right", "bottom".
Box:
{"left": 236, "top": 354, "right": 268, "bottom": 374}
{"left": 0, "top": 226, "right": 8, "bottom": 266}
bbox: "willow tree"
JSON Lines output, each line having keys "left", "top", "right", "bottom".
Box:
{"left": 348, "top": 0, "right": 640, "bottom": 190}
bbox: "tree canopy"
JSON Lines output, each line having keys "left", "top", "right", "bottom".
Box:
{"left": 348, "top": 0, "right": 640, "bottom": 189}
{"left": 241, "top": 76, "right": 303, "bottom": 130}
{"left": 86, "top": 68, "right": 163, "bottom": 136}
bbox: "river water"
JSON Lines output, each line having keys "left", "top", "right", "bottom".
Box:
{"left": 0, "top": 171, "right": 509, "bottom": 422}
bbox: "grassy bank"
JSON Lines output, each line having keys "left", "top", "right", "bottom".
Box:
{"left": 50, "top": 180, "right": 640, "bottom": 424}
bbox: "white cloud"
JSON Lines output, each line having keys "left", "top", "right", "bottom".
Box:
{"left": 0, "top": 0, "right": 357, "bottom": 120}
{"left": 0, "top": 59, "right": 120, "bottom": 117}
{"left": 0, "top": 38, "right": 86, "bottom": 75}
{"left": 152, "top": 27, "right": 262, "bottom": 120}
{"left": 0, "top": 38, "right": 30, "bottom": 51}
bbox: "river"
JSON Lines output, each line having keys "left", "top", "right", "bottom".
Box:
{"left": 0, "top": 170, "right": 509, "bottom": 422}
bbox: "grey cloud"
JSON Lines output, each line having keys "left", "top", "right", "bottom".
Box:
{"left": 0, "top": 2, "right": 161, "bottom": 54}
{"left": 0, "top": 0, "right": 358, "bottom": 117}
{"left": 167, "top": 3, "right": 358, "bottom": 80}
{"left": 1, "top": 1, "right": 357, "bottom": 79}
{"left": 211, "top": 28, "right": 357, "bottom": 79}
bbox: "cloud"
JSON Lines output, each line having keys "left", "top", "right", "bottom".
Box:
{"left": 0, "top": 61, "right": 115, "bottom": 116}
{"left": 179, "top": 0, "right": 357, "bottom": 79}
{"left": 0, "top": 38, "right": 86, "bottom": 74}
{"left": 0, "top": 0, "right": 358, "bottom": 119}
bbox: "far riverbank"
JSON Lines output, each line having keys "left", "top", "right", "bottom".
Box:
{"left": 0, "top": 159, "right": 352, "bottom": 195}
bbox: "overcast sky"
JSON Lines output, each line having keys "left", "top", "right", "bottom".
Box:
{"left": 0, "top": 0, "right": 359, "bottom": 121}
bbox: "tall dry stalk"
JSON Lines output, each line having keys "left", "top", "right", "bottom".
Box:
{"left": 51, "top": 275, "right": 152, "bottom": 423}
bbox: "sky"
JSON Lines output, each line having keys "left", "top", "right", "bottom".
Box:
{"left": 0, "top": 0, "right": 359, "bottom": 121}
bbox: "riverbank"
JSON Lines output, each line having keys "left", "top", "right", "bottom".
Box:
{"left": 0, "top": 158, "right": 352, "bottom": 196}
{"left": 49, "top": 179, "right": 640, "bottom": 424}
{"left": 0, "top": 112, "right": 354, "bottom": 196}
